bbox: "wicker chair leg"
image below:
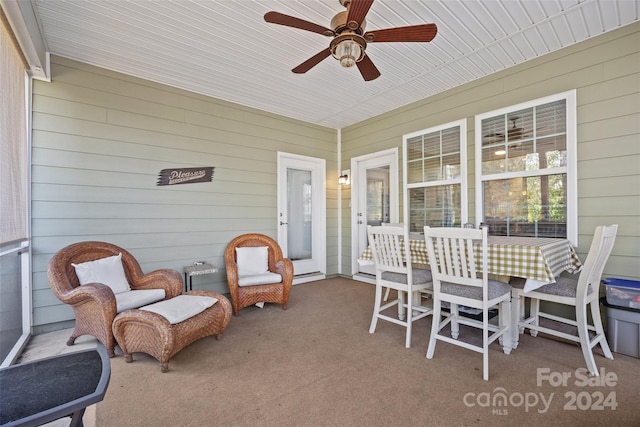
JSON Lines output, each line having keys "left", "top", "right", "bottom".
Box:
{"left": 106, "top": 347, "right": 116, "bottom": 358}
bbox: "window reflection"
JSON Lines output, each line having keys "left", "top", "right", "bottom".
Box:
{"left": 409, "top": 185, "right": 462, "bottom": 231}
{"left": 483, "top": 175, "right": 567, "bottom": 237}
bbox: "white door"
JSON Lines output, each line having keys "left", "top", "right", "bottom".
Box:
{"left": 277, "top": 152, "right": 326, "bottom": 280}
{"left": 351, "top": 149, "right": 399, "bottom": 277}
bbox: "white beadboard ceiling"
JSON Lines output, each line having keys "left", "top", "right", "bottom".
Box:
{"left": 28, "top": 0, "right": 640, "bottom": 129}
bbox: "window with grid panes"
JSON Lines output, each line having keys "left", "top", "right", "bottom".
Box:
{"left": 403, "top": 120, "right": 467, "bottom": 233}
{"left": 475, "top": 91, "right": 577, "bottom": 243}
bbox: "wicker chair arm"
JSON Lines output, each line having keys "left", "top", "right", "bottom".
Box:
{"left": 58, "top": 282, "right": 117, "bottom": 311}
{"left": 131, "top": 269, "right": 183, "bottom": 299}
{"left": 224, "top": 246, "right": 240, "bottom": 294}
{"left": 225, "top": 267, "right": 239, "bottom": 291}
{"left": 275, "top": 258, "right": 294, "bottom": 283}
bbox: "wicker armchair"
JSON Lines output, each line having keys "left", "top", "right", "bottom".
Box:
{"left": 224, "top": 233, "right": 293, "bottom": 316}
{"left": 47, "top": 241, "right": 183, "bottom": 357}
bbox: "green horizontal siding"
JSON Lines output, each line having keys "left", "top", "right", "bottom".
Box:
{"left": 32, "top": 56, "right": 337, "bottom": 330}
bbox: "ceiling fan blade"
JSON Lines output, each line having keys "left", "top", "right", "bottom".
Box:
{"left": 264, "top": 11, "right": 334, "bottom": 36}
{"left": 356, "top": 54, "right": 381, "bottom": 81}
{"left": 365, "top": 23, "right": 438, "bottom": 43}
{"left": 347, "top": 0, "right": 374, "bottom": 29}
{"left": 292, "top": 49, "right": 332, "bottom": 74}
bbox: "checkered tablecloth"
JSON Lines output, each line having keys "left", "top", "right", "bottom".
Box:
{"left": 359, "top": 236, "right": 582, "bottom": 284}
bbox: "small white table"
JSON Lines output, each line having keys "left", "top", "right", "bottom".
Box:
{"left": 183, "top": 263, "right": 218, "bottom": 293}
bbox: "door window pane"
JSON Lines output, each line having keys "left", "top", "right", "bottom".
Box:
{"left": 366, "top": 166, "right": 390, "bottom": 226}
{"left": 287, "top": 169, "right": 312, "bottom": 260}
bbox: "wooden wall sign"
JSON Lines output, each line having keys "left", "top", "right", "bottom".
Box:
{"left": 157, "top": 167, "right": 214, "bottom": 186}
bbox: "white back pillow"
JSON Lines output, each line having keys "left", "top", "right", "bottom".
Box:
{"left": 72, "top": 253, "right": 131, "bottom": 294}
{"left": 236, "top": 246, "right": 269, "bottom": 275}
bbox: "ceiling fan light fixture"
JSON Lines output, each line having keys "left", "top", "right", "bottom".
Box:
{"left": 330, "top": 33, "right": 366, "bottom": 68}
{"left": 335, "top": 39, "right": 360, "bottom": 67}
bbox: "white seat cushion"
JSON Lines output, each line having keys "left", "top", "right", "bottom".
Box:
{"left": 140, "top": 295, "right": 218, "bottom": 324}
{"left": 238, "top": 272, "right": 282, "bottom": 287}
{"left": 115, "top": 289, "right": 165, "bottom": 313}
{"left": 381, "top": 268, "right": 433, "bottom": 286}
{"left": 441, "top": 279, "right": 511, "bottom": 300}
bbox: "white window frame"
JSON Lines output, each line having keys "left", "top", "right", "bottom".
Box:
{"left": 403, "top": 119, "right": 468, "bottom": 231}
{"left": 474, "top": 90, "right": 578, "bottom": 244}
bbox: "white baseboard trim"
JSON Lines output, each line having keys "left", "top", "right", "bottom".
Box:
{"left": 293, "top": 273, "right": 326, "bottom": 285}
{"left": 352, "top": 273, "right": 376, "bottom": 285}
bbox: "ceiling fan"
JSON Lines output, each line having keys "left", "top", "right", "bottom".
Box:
{"left": 483, "top": 117, "right": 532, "bottom": 143}
{"left": 505, "top": 117, "right": 530, "bottom": 141}
{"left": 264, "top": 0, "right": 438, "bottom": 81}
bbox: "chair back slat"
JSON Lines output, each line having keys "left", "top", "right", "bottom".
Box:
{"left": 426, "top": 227, "right": 487, "bottom": 292}
{"left": 367, "top": 225, "right": 408, "bottom": 273}
{"left": 577, "top": 224, "right": 618, "bottom": 300}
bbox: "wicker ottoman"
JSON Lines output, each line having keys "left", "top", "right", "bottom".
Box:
{"left": 112, "top": 291, "right": 231, "bottom": 372}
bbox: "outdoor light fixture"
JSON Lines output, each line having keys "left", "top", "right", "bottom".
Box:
{"left": 338, "top": 174, "right": 349, "bottom": 185}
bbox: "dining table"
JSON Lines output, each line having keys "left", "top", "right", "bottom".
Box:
{"left": 359, "top": 234, "right": 583, "bottom": 292}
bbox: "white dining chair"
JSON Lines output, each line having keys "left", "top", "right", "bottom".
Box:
{"left": 367, "top": 224, "right": 433, "bottom": 348}
{"left": 423, "top": 226, "right": 512, "bottom": 381}
{"left": 381, "top": 223, "right": 406, "bottom": 302}
{"left": 380, "top": 223, "right": 434, "bottom": 314}
{"left": 511, "top": 224, "right": 618, "bottom": 376}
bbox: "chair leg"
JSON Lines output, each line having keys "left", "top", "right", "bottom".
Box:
{"left": 397, "top": 291, "right": 406, "bottom": 321}
{"left": 501, "top": 299, "right": 512, "bottom": 355}
{"left": 510, "top": 290, "right": 521, "bottom": 349}
{"left": 450, "top": 304, "right": 460, "bottom": 339}
{"left": 590, "top": 300, "right": 614, "bottom": 360}
{"left": 483, "top": 311, "right": 489, "bottom": 381}
{"left": 383, "top": 287, "right": 390, "bottom": 301}
{"left": 405, "top": 290, "right": 413, "bottom": 348}
{"left": 369, "top": 284, "right": 383, "bottom": 334}
{"left": 529, "top": 298, "right": 540, "bottom": 337}
{"left": 519, "top": 294, "right": 526, "bottom": 334}
{"left": 426, "top": 298, "right": 441, "bottom": 359}
{"left": 576, "top": 302, "right": 598, "bottom": 376}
